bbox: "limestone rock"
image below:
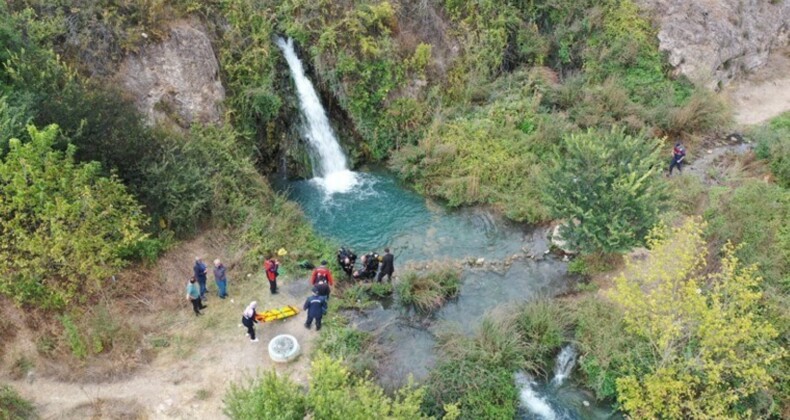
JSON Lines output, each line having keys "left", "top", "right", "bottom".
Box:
{"left": 551, "top": 223, "right": 578, "bottom": 255}
{"left": 117, "top": 20, "right": 225, "bottom": 128}
{"left": 637, "top": 0, "right": 790, "bottom": 88}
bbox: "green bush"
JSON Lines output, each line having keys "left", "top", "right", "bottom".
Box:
{"left": 542, "top": 126, "right": 668, "bottom": 253}
{"left": 753, "top": 112, "right": 790, "bottom": 188}
{"left": 423, "top": 319, "right": 523, "bottom": 419}
{"left": 396, "top": 267, "right": 461, "bottom": 312}
{"left": 573, "top": 297, "right": 652, "bottom": 400}
{"left": 705, "top": 180, "right": 789, "bottom": 289}
{"left": 514, "top": 300, "right": 573, "bottom": 375}
{"left": 0, "top": 125, "right": 147, "bottom": 309}
{"left": 225, "top": 356, "right": 429, "bottom": 420}
{"left": 224, "top": 371, "right": 307, "bottom": 420}
{"left": 60, "top": 314, "right": 87, "bottom": 360}
{"left": 0, "top": 385, "right": 36, "bottom": 420}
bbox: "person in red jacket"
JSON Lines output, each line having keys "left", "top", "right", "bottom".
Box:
{"left": 310, "top": 260, "right": 334, "bottom": 287}
{"left": 264, "top": 256, "right": 279, "bottom": 295}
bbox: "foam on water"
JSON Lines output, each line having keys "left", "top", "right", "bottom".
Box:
{"left": 516, "top": 372, "right": 558, "bottom": 420}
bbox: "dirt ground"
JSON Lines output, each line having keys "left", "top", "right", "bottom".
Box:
{"left": 3, "top": 234, "right": 320, "bottom": 419}
{"left": 727, "top": 47, "right": 790, "bottom": 126}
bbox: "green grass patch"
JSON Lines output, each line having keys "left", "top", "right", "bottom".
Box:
{"left": 0, "top": 385, "right": 36, "bottom": 420}
{"left": 395, "top": 267, "right": 461, "bottom": 313}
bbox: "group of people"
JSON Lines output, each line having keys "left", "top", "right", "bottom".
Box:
{"left": 186, "top": 257, "right": 229, "bottom": 316}
{"left": 336, "top": 247, "right": 394, "bottom": 282}
{"left": 186, "top": 248, "right": 394, "bottom": 340}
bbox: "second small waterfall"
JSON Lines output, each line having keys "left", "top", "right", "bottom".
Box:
{"left": 551, "top": 345, "right": 577, "bottom": 387}
{"left": 276, "top": 37, "right": 357, "bottom": 194}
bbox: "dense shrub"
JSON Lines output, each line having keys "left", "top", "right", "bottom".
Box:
{"left": 423, "top": 319, "right": 524, "bottom": 419}
{"left": 423, "top": 300, "right": 584, "bottom": 418}
{"left": 225, "top": 356, "right": 429, "bottom": 420}
{"left": 753, "top": 112, "right": 790, "bottom": 188}
{"left": 224, "top": 371, "right": 307, "bottom": 420}
{"left": 611, "top": 219, "right": 783, "bottom": 418}
{"left": 573, "top": 297, "right": 652, "bottom": 400}
{"left": 0, "top": 125, "right": 147, "bottom": 309}
{"left": 542, "top": 126, "right": 668, "bottom": 253}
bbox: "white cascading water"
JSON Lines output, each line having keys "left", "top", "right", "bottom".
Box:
{"left": 551, "top": 345, "right": 577, "bottom": 387}
{"left": 276, "top": 37, "right": 357, "bottom": 194}
{"left": 515, "top": 372, "right": 558, "bottom": 420}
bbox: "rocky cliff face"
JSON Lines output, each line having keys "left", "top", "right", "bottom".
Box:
{"left": 117, "top": 20, "right": 225, "bottom": 128}
{"left": 638, "top": 0, "right": 789, "bottom": 89}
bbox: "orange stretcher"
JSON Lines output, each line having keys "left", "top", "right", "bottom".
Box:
{"left": 255, "top": 305, "right": 300, "bottom": 323}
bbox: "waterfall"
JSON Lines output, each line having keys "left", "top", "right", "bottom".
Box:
{"left": 551, "top": 345, "right": 577, "bottom": 387}
{"left": 276, "top": 37, "right": 357, "bottom": 194}
{"left": 515, "top": 372, "right": 558, "bottom": 420}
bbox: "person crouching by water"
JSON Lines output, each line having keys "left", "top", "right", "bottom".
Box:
{"left": 337, "top": 247, "right": 356, "bottom": 279}
{"left": 186, "top": 276, "right": 206, "bottom": 316}
{"left": 242, "top": 301, "right": 259, "bottom": 342}
{"left": 303, "top": 292, "right": 327, "bottom": 331}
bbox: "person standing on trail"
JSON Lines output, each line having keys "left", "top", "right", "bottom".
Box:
{"left": 669, "top": 142, "right": 686, "bottom": 175}
{"left": 186, "top": 276, "right": 206, "bottom": 316}
{"left": 214, "top": 258, "right": 228, "bottom": 299}
{"left": 264, "top": 256, "right": 280, "bottom": 295}
{"left": 193, "top": 257, "right": 208, "bottom": 300}
{"left": 241, "top": 301, "right": 259, "bottom": 342}
{"left": 303, "top": 292, "right": 328, "bottom": 331}
{"left": 377, "top": 248, "right": 394, "bottom": 283}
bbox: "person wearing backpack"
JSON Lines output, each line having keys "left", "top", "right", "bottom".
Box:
{"left": 310, "top": 260, "right": 334, "bottom": 287}
{"left": 264, "top": 256, "right": 279, "bottom": 295}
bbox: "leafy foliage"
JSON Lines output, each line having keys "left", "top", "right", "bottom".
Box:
{"left": 753, "top": 112, "right": 790, "bottom": 188}
{"left": 543, "top": 127, "right": 667, "bottom": 253}
{"left": 0, "top": 125, "right": 147, "bottom": 309}
{"left": 224, "top": 356, "right": 429, "bottom": 419}
{"left": 224, "top": 370, "right": 306, "bottom": 420}
{"left": 611, "top": 219, "right": 784, "bottom": 418}
{"left": 423, "top": 319, "right": 523, "bottom": 419}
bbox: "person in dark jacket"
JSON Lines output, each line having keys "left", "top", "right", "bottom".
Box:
{"left": 193, "top": 257, "right": 208, "bottom": 299}
{"left": 377, "top": 248, "right": 394, "bottom": 282}
{"left": 264, "top": 256, "right": 279, "bottom": 294}
{"left": 303, "top": 293, "right": 328, "bottom": 331}
{"left": 669, "top": 142, "right": 686, "bottom": 175}
{"left": 241, "top": 301, "right": 259, "bottom": 342}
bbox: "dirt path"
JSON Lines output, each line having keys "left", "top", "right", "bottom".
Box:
{"left": 4, "top": 236, "right": 319, "bottom": 419}
{"left": 728, "top": 47, "right": 790, "bottom": 126}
